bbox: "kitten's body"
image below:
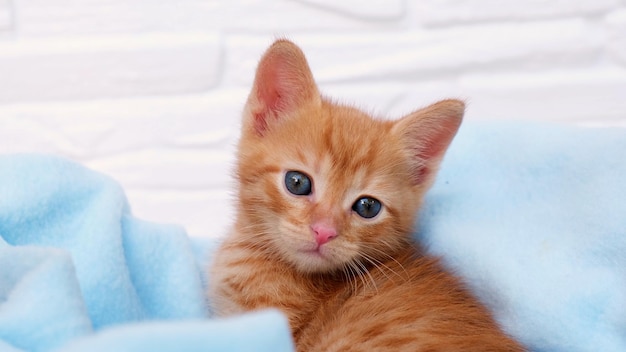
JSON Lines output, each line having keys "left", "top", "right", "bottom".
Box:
{"left": 209, "top": 40, "right": 523, "bottom": 351}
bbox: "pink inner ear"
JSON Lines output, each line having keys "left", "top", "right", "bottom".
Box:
{"left": 418, "top": 118, "right": 460, "bottom": 161}
{"left": 248, "top": 40, "right": 319, "bottom": 136}
{"left": 405, "top": 111, "right": 462, "bottom": 185}
{"left": 257, "top": 58, "right": 285, "bottom": 113}
{"left": 254, "top": 73, "right": 282, "bottom": 134}
{"left": 253, "top": 58, "right": 283, "bottom": 135}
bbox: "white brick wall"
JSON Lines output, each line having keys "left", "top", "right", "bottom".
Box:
{"left": 0, "top": 0, "right": 10, "bottom": 32}
{"left": 1, "top": 0, "right": 625, "bottom": 238}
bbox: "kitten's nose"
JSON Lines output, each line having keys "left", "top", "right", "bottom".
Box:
{"left": 311, "top": 223, "right": 337, "bottom": 246}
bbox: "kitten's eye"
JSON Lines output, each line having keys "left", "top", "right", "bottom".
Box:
{"left": 352, "top": 197, "right": 382, "bottom": 219}
{"left": 285, "top": 171, "right": 312, "bottom": 196}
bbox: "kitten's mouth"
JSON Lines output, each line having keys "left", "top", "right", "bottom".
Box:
{"left": 297, "top": 248, "right": 336, "bottom": 272}
{"left": 298, "top": 243, "right": 333, "bottom": 260}
{"left": 300, "top": 246, "right": 324, "bottom": 256}
{"left": 301, "top": 247, "right": 325, "bottom": 257}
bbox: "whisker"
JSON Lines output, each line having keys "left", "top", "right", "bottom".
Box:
{"left": 348, "top": 260, "right": 369, "bottom": 293}
{"left": 342, "top": 263, "right": 357, "bottom": 293}
{"left": 359, "top": 243, "right": 410, "bottom": 280}
{"left": 359, "top": 253, "right": 394, "bottom": 282}
{"left": 353, "top": 258, "right": 379, "bottom": 294}
{"left": 360, "top": 252, "right": 407, "bottom": 283}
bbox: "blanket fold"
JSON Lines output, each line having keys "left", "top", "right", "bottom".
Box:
{"left": 55, "top": 310, "right": 293, "bottom": 352}
{"left": 0, "top": 155, "right": 293, "bottom": 352}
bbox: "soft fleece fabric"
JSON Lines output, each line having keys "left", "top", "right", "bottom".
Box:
{"left": 0, "top": 121, "right": 624, "bottom": 351}
{"left": 0, "top": 155, "right": 293, "bottom": 352}
{"left": 419, "top": 121, "right": 626, "bottom": 352}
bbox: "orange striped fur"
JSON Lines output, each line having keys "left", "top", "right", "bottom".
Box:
{"left": 208, "top": 40, "right": 524, "bottom": 351}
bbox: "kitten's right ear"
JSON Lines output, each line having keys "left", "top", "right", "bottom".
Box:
{"left": 244, "top": 39, "right": 321, "bottom": 136}
{"left": 392, "top": 99, "right": 464, "bottom": 186}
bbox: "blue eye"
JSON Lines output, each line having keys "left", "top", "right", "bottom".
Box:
{"left": 285, "top": 171, "right": 312, "bottom": 196}
{"left": 352, "top": 197, "right": 382, "bottom": 219}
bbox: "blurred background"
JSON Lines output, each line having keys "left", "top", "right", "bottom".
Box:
{"left": 0, "top": 0, "right": 624, "bottom": 238}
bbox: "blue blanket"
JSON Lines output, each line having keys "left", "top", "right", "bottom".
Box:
{"left": 0, "top": 155, "right": 293, "bottom": 352}
{"left": 0, "top": 122, "right": 624, "bottom": 351}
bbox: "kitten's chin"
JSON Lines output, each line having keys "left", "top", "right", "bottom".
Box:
{"left": 299, "top": 251, "right": 336, "bottom": 273}
{"left": 287, "top": 247, "right": 345, "bottom": 274}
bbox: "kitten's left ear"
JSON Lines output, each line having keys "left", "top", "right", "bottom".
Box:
{"left": 392, "top": 99, "right": 464, "bottom": 186}
{"left": 244, "top": 39, "right": 321, "bottom": 136}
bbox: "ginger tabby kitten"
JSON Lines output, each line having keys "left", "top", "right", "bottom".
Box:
{"left": 209, "top": 40, "right": 524, "bottom": 351}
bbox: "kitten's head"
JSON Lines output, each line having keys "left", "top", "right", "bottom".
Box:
{"left": 236, "top": 40, "right": 463, "bottom": 274}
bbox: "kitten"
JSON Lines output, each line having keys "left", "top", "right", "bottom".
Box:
{"left": 209, "top": 39, "right": 524, "bottom": 351}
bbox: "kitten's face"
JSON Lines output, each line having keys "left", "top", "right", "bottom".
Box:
{"left": 235, "top": 40, "right": 463, "bottom": 274}
{"left": 238, "top": 103, "right": 424, "bottom": 273}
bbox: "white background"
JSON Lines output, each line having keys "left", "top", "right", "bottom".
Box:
{"left": 0, "top": 0, "right": 625, "bottom": 237}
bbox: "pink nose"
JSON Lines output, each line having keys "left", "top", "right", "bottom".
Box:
{"left": 312, "top": 223, "right": 337, "bottom": 245}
